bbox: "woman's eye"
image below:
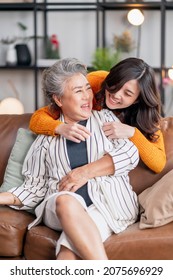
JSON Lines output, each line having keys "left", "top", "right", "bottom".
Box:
{"left": 75, "top": 90, "right": 82, "bottom": 93}
{"left": 86, "top": 84, "right": 91, "bottom": 90}
{"left": 125, "top": 91, "right": 133, "bottom": 97}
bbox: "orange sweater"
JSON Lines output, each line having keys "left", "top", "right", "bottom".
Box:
{"left": 29, "top": 70, "right": 166, "bottom": 174}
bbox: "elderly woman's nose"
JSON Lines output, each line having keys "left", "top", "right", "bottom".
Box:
{"left": 83, "top": 90, "right": 90, "bottom": 98}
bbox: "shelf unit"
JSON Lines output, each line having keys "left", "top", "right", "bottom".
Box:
{"left": 0, "top": 0, "right": 172, "bottom": 111}
{"left": 0, "top": 1, "right": 38, "bottom": 109}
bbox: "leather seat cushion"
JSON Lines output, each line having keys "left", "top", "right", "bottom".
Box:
{"left": 24, "top": 225, "right": 61, "bottom": 260}
{"left": 104, "top": 221, "right": 173, "bottom": 260}
{"left": 0, "top": 206, "right": 34, "bottom": 257}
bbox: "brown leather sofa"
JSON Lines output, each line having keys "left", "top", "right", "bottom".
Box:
{"left": 0, "top": 114, "right": 173, "bottom": 260}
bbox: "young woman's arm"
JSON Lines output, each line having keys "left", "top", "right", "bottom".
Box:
{"left": 103, "top": 121, "right": 166, "bottom": 173}
{"left": 130, "top": 128, "right": 166, "bottom": 173}
{"left": 29, "top": 106, "right": 91, "bottom": 142}
{"left": 29, "top": 106, "right": 61, "bottom": 136}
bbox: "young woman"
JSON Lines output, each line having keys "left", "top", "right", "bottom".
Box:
{"left": 29, "top": 58, "right": 166, "bottom": 176}
{"left": 0, "top": 58, "right": 139, "bottom": 260}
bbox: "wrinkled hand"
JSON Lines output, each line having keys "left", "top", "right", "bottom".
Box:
{"left": 58, "top": 166, "right": 89, "bottom": 192}
{"left": 55, "top": 123, "right": 91, "bottom": 143}
{"left": 103, "top": 121, "right": 135, "bottom": 139}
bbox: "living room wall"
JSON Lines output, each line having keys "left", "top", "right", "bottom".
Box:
{"left": 0, "top": 5, "right": 173, "bottom": 115}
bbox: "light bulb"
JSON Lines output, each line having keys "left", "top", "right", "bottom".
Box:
{"left": 168, "top": 68, "right": 173, "bottom": 80}
{"left": 0, "top": 97, "right": 24, "bottom": 114}
{"left": 127, "top": 9, "right": 144, "bottom": 26}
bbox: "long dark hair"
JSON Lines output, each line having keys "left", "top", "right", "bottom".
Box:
{"left": 95, "top": 57, "right": 162, "bottom": 141}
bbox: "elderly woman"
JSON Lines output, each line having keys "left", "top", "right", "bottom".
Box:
{"left": 0, "top": 58, "right": 139, "bottom": 260}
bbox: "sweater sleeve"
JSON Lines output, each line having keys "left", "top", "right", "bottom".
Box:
{"left": 29, "top": 106, "right": 62, "bottom": 136}
{"left": 129, "top": 128, "right": 166, "bottom": 173}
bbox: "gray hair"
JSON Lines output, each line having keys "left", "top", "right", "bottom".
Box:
{"left": 42, "top": 57, "right": 87, "bottom": 107}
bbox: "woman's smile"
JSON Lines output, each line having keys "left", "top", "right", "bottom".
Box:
{"left": 81, "top": 103, "right": 92, "bottom": 111}
{"left": 108, "top": 93, "right": 121, "bottom": 105}
{"left": 105, "top": 91, "right": 123, "bottom": 109}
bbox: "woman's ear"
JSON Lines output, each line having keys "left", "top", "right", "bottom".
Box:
{"left": 53, "top": 94, "right": 62, "bottom": 107}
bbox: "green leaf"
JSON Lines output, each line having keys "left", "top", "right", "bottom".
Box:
{"left": 91, "top": 48, "right": 121, "bottom": 71}
{"left": 17, "top": 22, "right": 27, "bottom": 31}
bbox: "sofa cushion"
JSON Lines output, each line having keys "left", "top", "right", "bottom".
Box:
{"left": 138, "top": 169, "right": 173, "bottom": 229}
{"left": 0, "top": 206, "right": 34, "bottom": 257}
{"left": 0, "top": 128, "right": 36, "bottom": 192}
{"left": 104, "top": 222, "right": 173, "bottom": 260}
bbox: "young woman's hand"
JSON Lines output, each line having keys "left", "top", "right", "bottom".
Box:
{"left": 103, "top": 121, "right": 135, "bottom": 139}
{"left": 55, "top": 123, "right": 91, "bottom": 143}
{"left": 58, "top": 166, "right": 89, "bottom": 192}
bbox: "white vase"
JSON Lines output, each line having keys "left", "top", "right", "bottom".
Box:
{"left": 6, "top": 44, "right": 17, "bottom": 66}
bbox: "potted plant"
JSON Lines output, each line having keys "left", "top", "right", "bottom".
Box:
{"left": 91, "top": 47, "right": 121, "bottom": 71}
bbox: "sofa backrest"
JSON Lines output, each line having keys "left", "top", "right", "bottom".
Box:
{"left": 0, "top": 114, "right": 173, "bottom": 194}
{"left": 0, "top": 114, "right": 32, "bottom": 185}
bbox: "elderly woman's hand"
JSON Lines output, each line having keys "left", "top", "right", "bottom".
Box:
{"left": 103, "top": 121, "right": 135, "bottom": 139}
{"left": 0, "top": 192, "right": 22, "bottom": 206}
{"left": 58, "top": 166, "right": 89, "bottom": 192}
{"left": 55, "top": 123, "right": 91, "bottom": 143}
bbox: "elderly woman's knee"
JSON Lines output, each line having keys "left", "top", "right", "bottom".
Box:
{"left": 55, "top": 195, "right": 76, "bottom": 218}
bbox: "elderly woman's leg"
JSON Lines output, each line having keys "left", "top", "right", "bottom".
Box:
{"left": 57, "top": 245, "right": 80, "bottom": 260}
{"left": 56, "top": 195, "right": 108, "bottom": 260}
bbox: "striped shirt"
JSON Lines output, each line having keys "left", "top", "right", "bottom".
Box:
{"left": 9, "top": 109, "right": 139, "bottom": 233}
